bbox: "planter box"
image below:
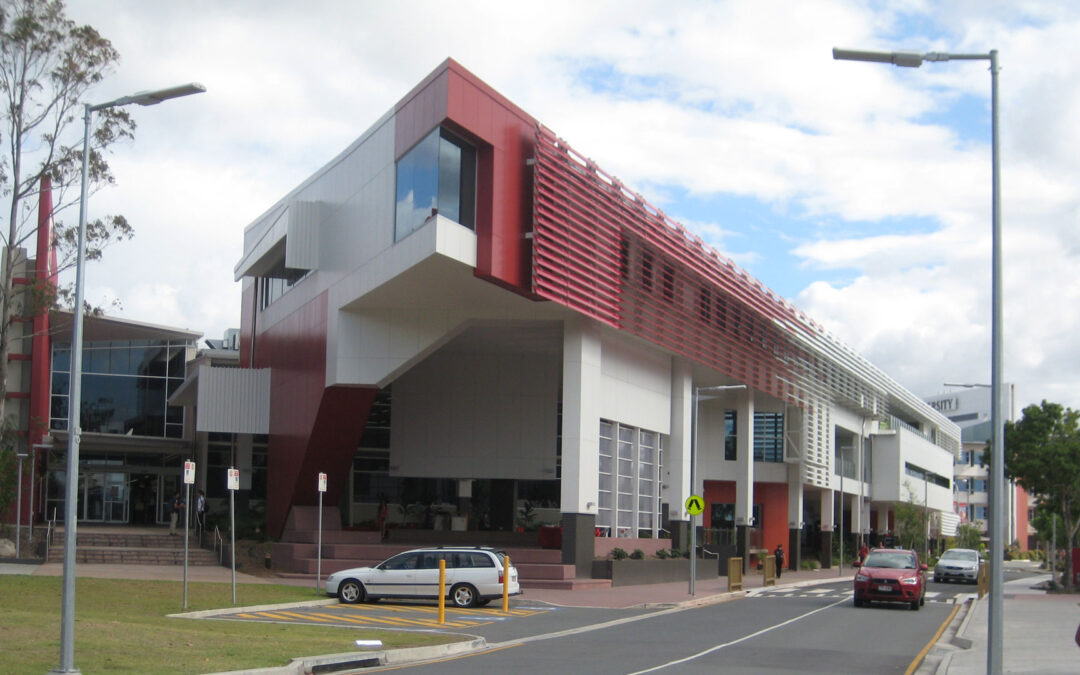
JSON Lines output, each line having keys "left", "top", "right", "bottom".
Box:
{"left": 592, "top": 558, "right": 716, "bottom": 587}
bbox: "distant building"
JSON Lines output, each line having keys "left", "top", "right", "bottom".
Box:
{"left": 924, "top": 384, "right": 1029, "bottom": 550}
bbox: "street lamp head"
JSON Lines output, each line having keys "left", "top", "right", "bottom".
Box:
{"left": 91, "top": 82, "right": 206, "bottom": 111}
{"left": 832, "top": 47, "right": 925, "bottom": 68}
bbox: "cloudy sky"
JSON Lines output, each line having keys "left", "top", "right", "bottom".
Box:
{"left": 57, "top": 0, "right": 1080, "bottom": 411}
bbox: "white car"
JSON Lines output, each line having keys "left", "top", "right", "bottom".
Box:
{"left": 933, "top": 548, "right": 982, "bottom": 583}
{"left": 325, "top": 546, "right": 521, "bottom": 608}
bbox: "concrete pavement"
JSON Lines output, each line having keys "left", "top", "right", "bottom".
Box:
{"left": 3, "top": 558, "right": 1077, "bottom": 673}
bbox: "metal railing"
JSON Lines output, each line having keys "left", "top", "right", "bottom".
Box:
{"left": 212, "top": 526, "right": 224, "bottom": 565}
{"left": 44, "top": 507, "right": 57, "bottom": 563}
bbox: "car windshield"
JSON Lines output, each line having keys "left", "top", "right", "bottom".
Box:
{"left": 864, "top": 552, "right": 917, "bottom": 569}
{"left": 941, "top": 550, "right": 979, "bottom": 562}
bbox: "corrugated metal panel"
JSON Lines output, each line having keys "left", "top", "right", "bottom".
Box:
{"left": 285, "top": 200, "right": 322, "bottom": 270}
{"left": 195, "top": 365, "right": 271, "bottom": 433}
{"left": 939, "top": 511, "right": 960, "bottom": 536}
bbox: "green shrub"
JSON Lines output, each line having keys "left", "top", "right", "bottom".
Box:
{"left": 630, "top": 549, "right": 645, "bottom": 560}
{"left": 801, "top": 559, "right": 821, "bottom": 571}
{"left": 611, "top": 547, "right": 628, "bottom": 560}
{"left": 656, "top": 548, "right": 670, "bottom": 559}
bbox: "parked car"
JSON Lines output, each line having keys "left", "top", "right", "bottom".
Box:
{"left": 933, "top": 548, "right": 982, "bottom": 583}
{"left": 853, "top": 548, "right": 927, "bottom": 610}
{"left": 325, "top": 546, "right": 520, "bottom": 608}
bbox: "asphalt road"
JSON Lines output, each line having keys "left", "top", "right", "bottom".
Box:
{"left": 345, "top": 580, "right": 972, "bottom": 674}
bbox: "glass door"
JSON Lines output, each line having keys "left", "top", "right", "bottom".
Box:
{"left": 103, "top": 472, "right": 127, "bottom": 523}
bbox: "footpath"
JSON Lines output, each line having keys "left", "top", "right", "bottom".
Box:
{"left": 2, "top": 558, "right": 1077, "bottom": 673}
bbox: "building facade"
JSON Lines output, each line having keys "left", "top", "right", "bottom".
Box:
{"left": 182, "top": 59, "right": 963, "bottom": 574}
{"left": 924, "top": 384, "right": 1029, "bottom": 549}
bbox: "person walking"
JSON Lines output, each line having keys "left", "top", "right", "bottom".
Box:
{"left": 169, "top": 492, "right": 185, "bottom": 535}
{"left": 195, "top": 490, "right": 206, "bottom": 535}
{"left": 774, "top": 543, "right": 785, "bottom": 578}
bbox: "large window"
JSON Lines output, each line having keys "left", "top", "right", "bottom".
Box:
{"left": 395, "top": 127, "right": 476, "bottom": 240}
{"left": 598, "top": 420, "right": 662, "bottom": 537}
{"left": 722, "top": 410, "right": 783, "bottom": 462}
{"left": 50, "top": 339, "right": 189, "bottom": 438}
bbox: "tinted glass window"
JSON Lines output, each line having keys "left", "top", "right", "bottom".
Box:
{"left": 395, "top": 128, "right": 476, "bottom": 241}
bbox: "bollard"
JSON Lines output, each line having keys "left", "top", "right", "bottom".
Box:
{"left": 728, "top": 557, "right": 743, "bottom": 592}
{"left": 502, "top": 554, "right": 511, "bottom": 613}
{"left": 438, "top": 558, "right": 446, "bottom": 624}
{"left": 763, "top": 554, "right": 776, "bottom": 587}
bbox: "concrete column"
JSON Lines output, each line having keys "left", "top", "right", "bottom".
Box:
{"left": 562, "top": 513, "right": 596, "bottom": 578}
{"left": 734, "top": 389, "right": 754, "bottom": 571}
{"left": 668, "top": 360, "right": 693, "bottom": 526}
{"left": 787, "top": 463, "right": 803, "bottom": 572}
{"left": 559, "top": 318, "right": 602, "bottom": 575}
{"left": 820, "top": 489, "right": 834, "bottom": 569}
{"left": 669, "top": 519, "right": 690, "bottom": 551}
{"left": 877, "top": 505, "right": 890, "bottom": 536}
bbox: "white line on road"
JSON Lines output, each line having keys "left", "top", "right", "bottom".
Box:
{"left": 625, "top": 597, "right": 849, "bottom": 674}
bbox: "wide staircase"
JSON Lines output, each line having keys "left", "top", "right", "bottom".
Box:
{"left": 272, "top": 507, "right": 611, "bottom": 591}
{"left": 48, "top": 527, "right": 221, "bottom": 566}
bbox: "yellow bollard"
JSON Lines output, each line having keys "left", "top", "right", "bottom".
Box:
{"left": 502, "top": 554, "right": 511, "bottom": 613}
{"left": 438, "top": 558, "right": 446, "bottom": 624}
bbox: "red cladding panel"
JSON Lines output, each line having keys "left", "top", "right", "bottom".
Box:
{"left": 394, "top": 59, "right": 536, "bottom": 292}
{"left": 532, "top": 126, "right": 820, "bottom": 408}
{"left": 255, "top": 292, "right": 371, "bottom": 538}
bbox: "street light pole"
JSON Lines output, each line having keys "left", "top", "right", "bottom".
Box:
{"left": 834, "top": 47, "right": 1003, "bottom": 675}
{"left": 52, "top": 82, "right": 204, "bottom": 675}
{"left": 15, "top": 451, "right": 27, "bottom": 557}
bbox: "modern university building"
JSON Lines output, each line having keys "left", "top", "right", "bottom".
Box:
{"left": 172, "top": 59, "right": 960, "bottom": 577}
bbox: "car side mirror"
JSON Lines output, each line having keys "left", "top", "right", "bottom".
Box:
{"left": 853, "top": 561, "right": 861, "bottom": 568}
{"left": 920, "top": 564, "right": 928, "bottom": 571}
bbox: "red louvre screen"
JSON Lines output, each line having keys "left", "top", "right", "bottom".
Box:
{"left": 531, "top": 126, "right": 820, "bottom": 408}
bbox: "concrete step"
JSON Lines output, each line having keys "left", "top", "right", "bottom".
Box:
{"left": 520, "top": 578, "right": 613, "bottom": 590}
{"left": 49, "top": 547, "right": 221, "bottom": 566}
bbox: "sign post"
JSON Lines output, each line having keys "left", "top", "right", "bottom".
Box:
{"left": 182, "top": 460, "right": 195, "bottom": 608}
{"left": 685, "top": 495, "right": 705, "bottom": 595}
{"left": 317, "top": 472, "right": 327, "bottom": 593}
{"left": 228, "top": 467, "right": 239, "bottom": 604}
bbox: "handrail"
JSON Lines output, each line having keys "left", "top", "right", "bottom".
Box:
{"left": 212, "top": 526, "right": 224, "bottom": 565}
{"left": 44, "top": 507, "right": 56, "bottom": 563}
{"left": 700, "top": 546, "right": 720, "bottom": 559}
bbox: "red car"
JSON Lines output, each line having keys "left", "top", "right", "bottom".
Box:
{"left": 853, "top": 548, "right": 927, "bottom": 610}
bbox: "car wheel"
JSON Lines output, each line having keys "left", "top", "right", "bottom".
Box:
{"left": 934, "top": 575, "right": 941, "bottom": 583}
{"left": 920, "top": 593, "right": 925, "bottom": 606}
{"left": 338, "top": 580, "right": 365, "bottom": 604}
{"left": 911, "top": 599, "right": 920, "bottom": 611}
{"left": 450, "top": 583, "right": 478, "bottom": 608}
{"left": 853, "top": 596, "right": 863, "bottom": 607}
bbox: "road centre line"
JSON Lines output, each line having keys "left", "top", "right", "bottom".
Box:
{"left": 626, "top": 597, "right": 849, "bottom": 674}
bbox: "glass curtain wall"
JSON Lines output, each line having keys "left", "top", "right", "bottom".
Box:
{"left": 598, "top": 420, "right": 663, "bottom": 537}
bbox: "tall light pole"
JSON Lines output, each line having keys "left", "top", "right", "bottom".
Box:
{"left": 690, "top": 384, "right": 746, "bottom": 595}
{"left": 15, "top": 450, "right": 27, "bottom": 557}
{"left": 52, "top": 82, "right": 205, "bottom": 675}
{"left": 834, "top": 47, "right": 1003, "bottom": 675}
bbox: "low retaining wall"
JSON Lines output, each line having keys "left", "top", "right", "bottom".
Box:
{"left": 591, "top": 558, "right": 717, "bottom": 587}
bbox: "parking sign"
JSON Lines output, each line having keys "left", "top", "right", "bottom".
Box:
{"left": 227, "top": 468, "right": 239, "bottom": 491}
{"left": 318, "top": 472, "right": 327, "bottom": 492}
{"left": 183, "top": 461, "right": 195, "bottom": 485}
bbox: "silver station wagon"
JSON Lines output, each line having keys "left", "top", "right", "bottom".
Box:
{"left": 326, "top": 546, "right": 521, "bottom": 608}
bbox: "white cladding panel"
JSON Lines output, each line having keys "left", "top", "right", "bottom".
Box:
{"left": 870, "top": 427, "right": 954, "bottom": 510}
{"left": 391, "top": 348, "right": 559, "bottom": 479}
{"left": 195, "top": 365, "right": 271, "bottom": 434}
{"left": 597, "top": 335, "right": 671, "bottom": 434}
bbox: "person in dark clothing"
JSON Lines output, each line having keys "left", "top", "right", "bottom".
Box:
{"left": 774, "top": 544, "right": 785, "bottom": 578}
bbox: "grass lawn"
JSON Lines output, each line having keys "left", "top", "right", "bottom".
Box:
{"left": 0, "top": 575, "right": 457, "bottom": 674}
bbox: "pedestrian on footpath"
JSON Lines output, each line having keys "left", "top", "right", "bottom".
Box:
{"left": 195, "top": 490, "right": 206, "bottom": 535}
{"left": 169, "top": 492, "right": 185, "bottom": 535}
{"left": 774, "top": 543, "right": 785, "bottom": 578}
